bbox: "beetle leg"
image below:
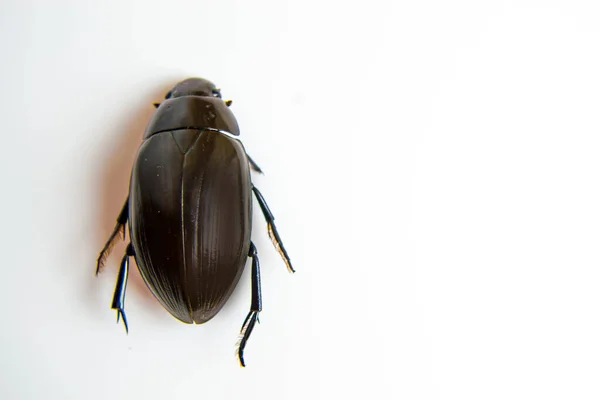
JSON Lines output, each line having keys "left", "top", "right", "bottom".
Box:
{"left": 252, "top": 186, "right": 294, "bottom": 273}
{"left": 247, "top": 155, "right": 264, "bottom": 174}
{"left": 96, "top": 198, "right": 129, "bottom": 275}
{"left": 111, "top": 243, "right": 134, "bottom": 334}
{"left": 237, "top": 242, "right": 262, "bottom": 367}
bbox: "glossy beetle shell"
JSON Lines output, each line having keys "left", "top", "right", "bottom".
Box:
{"left": 129, "top": 93, "right": 251, "bottom": 324}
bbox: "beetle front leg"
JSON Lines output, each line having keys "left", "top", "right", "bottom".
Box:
{"left": 111, "top": 243, "right": 134, "bottom": 334}
{"left": 96, "top": 197, "right": 129, "bottom": 275}
{"left": 247, "top": 155, "right": 263, "bottom": 174}
{"left": 252, "top": 186, "right": 294, "bottom": 273}
{"left": 237, "top": 242, "right": 262, "bottom": 367}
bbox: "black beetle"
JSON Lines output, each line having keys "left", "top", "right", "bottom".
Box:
{"left": 97, "top": 77, "right": 293, "bottom": 366}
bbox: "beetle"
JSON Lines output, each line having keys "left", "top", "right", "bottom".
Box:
{"left": 96, "top": 77, "right": 293, "bottom": 366}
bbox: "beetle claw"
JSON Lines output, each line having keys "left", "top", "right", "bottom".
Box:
{"left": 236, "top": 311, "right": 259, "bottom": 367}
{"left": 116, "top": 309, "right": 129, "bottom": 334}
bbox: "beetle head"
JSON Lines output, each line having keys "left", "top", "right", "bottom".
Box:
{"left": 165, "top": 78, "right": 222, "bottom": 99}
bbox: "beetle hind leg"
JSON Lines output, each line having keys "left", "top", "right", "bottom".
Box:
{"left": 252, "top": 186, "right": 294, "bottom": 273}
{"left": 96, "top": 198, "right": 129, "bottom": 275}
{"left": 237, "top": 242, "right": 262, "bottom": 367}
{"left": 111, "top": 243, "right": 134, "bottom": 333}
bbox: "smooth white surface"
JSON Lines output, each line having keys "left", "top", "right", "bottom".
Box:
{"left": 2, "top": 1, "right": 600, "bottom": 399}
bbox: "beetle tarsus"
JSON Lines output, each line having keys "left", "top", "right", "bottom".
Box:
{"left": 96, "top": 198, "right": 129, "bottom": 275}
{"left": 111, "top": 244, "right": 133, "bottom": 334}
{"left": 236, "top": 242, "right": 262, "bottom": 367}
{"left": 252, "top": 186, "right": 294, "bottom": 273}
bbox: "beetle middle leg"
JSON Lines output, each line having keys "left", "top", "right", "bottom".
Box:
{"left": 252, "top": 186, "right": 294, "bottom": 273}
{"left": 111, "top": 243, "right": 134, "bottom": 333}
{"left": 237, "top": 242, "right": 262, "bottom": 367}
{"left": 96, "top": 197, "right": 129, "bottom": 275}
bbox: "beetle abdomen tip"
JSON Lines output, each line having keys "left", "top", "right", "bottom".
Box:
{"left": 191, "top": 308, "right": 220, "bottom": 324}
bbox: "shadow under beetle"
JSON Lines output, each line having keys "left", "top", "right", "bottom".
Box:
{"left": 97, "top": 77, "right": 294, "bottom": 367}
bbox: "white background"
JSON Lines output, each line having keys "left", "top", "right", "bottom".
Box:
{"left": 1, "top": 0, "right": 600, "bottom": 399}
